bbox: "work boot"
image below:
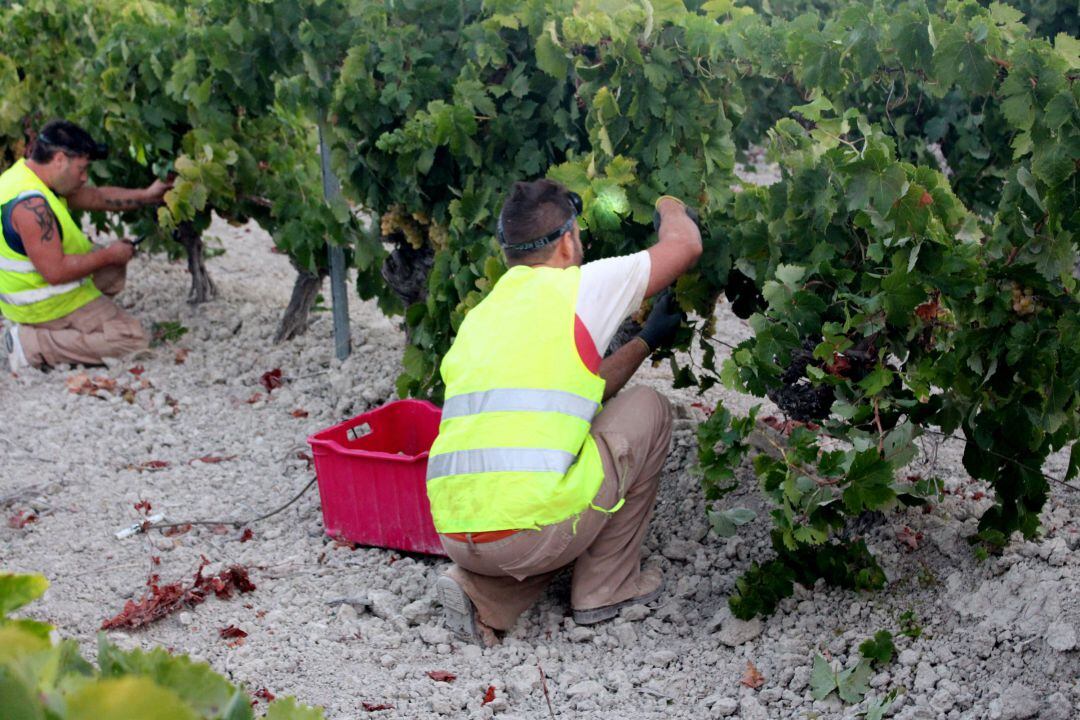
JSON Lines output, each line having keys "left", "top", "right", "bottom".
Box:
{"left": 572, "top": 566, "right": 665, "bottom": 625}
{"left": 436, "top": 575, "right": 489, "bottom": 645}
{"left": 2, "top": 324, "right": 29, "bottom": 373}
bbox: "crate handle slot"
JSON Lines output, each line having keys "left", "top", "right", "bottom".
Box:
{"left": 347, "top": 423, "right": 373, "bottom": 443}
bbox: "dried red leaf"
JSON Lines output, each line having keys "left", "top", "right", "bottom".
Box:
{"left": 192, "top": 455, "right": 236, "bottom": 465}
{"left": 761, "top": 416, "right": 820, "bottom": 435}
{"left": 245, "top": 392, "right": 264, "bottom": 404}
{"left": 690, "top": 401, "right": 713, "bottom": 417}
{"left": 291, "top": 408, "right": 309, "bottom": 418}
{"left": 824, "top": 353, "right": 852, "bottom": 378}
{"left": 482, "top": 686, "right": 496, "bottom": 705}
{"left": 426, "top": 670, "right": 457, "bottom": 683}
{"left": 151, "top": 556, "right": 161, "bottom": 566}
{"left": 131, "top": 460, "right": 170, "bottom": 472}
{"left": 915, "top": 295, "right": 944, "bottom": 323}
{"left": 331, "top": 533, "right": 357, "bottom": 550}
{"left": 129, "top": 365, "right": 145, "bottom": 376}
{"left": 7, "top": 510, "right": 37, "bottom": 529}
{"left": 253, "top": 688, "right": 276, "bottom": 702}
{"left": 101, "top": 562, "right": 256, "bottom": 630}
{"left": 971, "top": 491, "right": 985, "bottom": 501}
{"left": 362, "top": 703, "right": 395, "bottom": 712}
{"left": 67, "top": 373, "right": 118, "bottom": 396}
{"left": 239, "top": 528, "right": 254, "bottom": 543}
{"left": 163, "top": 524, "right": 192, "bottom": 537}
{"left": 219, "top": 625, "right": 248, "bottom": 639}
{"left": 295, "top": 451, "right": 314, "bottom": 469}
{"left": 896, "top": 525, "right": 922, "bottom": 551}
{"left": 134, "top": 500, "right": 153, "bottom": 514}
{"left": 174, "top": 348, "right": 190, "bottom": 365}
{"left": 740, "top": 661, "right": 765, "bottom": 689}
{"left": 260, "top": 368, "right": 284, "bottom": 392}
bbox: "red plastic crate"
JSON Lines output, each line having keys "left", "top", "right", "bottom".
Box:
{"left": 307, "top": 399, "right": 446, "bottom": 556}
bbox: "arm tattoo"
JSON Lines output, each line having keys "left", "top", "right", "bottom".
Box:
{"left": 20, "top": 197, "right": 58, "bottom": 244}
{"left": 104, "top": 197, "right": 143, "bottom": 210}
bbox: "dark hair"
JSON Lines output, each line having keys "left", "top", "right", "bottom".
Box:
{"left": 30, "top": 120, "right": 108, "bottom": 163}
{"left": 498, "top": 179, "right": 576, "bottom": 264}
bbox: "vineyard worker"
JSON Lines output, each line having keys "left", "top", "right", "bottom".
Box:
{"left": 0, "top": 120, "right": 170, "bottom": 372}
{"left": 430, "top": 179, "right": 702, "bottom": 644}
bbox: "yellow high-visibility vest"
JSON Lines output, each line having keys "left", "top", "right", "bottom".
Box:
{"left": 426, "top": 265, "right": 617, "bottom": 533}
{"left": 0, "top": 159, "right": 100, "bottom": 324}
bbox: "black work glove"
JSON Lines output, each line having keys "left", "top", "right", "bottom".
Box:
{"left": 637, "top": 288, "right": 685, "bottom": 352}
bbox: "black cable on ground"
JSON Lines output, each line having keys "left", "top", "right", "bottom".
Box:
{"left": 147, "top": 444, "right": 319, "bottom": 533}
{"left": 149, "top": 476, "right": 318, "bottom": 532}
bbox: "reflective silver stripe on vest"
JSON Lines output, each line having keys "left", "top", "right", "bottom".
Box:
{"left": 0, "top": 256, "right": 36, "bottom": 273}
{"left": 427, "top": 448, "right": 576, "bottom": 480}
{"left": 442, "top": 388, "right": 599, "bottom": 423}
{"left": 0, "top": 279, "right": 84, "bottom": 306}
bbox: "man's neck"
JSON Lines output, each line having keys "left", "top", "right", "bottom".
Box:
{"left": 24, "top": 160, "right": 57, "bottom": 193}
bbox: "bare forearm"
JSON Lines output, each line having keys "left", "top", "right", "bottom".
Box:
{"left": 598, "top": 337, "right": 650, "bottom": 401}
{"left": 69, "top": 186, "right": 152, "bottom": 212}
{"left": 45, "top": 247, "right": 120, "bottom": 284}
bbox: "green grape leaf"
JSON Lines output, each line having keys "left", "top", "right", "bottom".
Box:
{"left": 933, "top": 25, "right": 998, "bottom": 95}
{"left": 97, "top": 639, "right": 249, "bottom": 720}
{"left": 859, "top": 630, "right": 896, "bottom": 665}
{"left": 848, "top": 164, "right": 906, "bottom": 213}
{"left": 0, "top": 574, "right": 49, "bottom": 617}
{"left": 66, "top": 677, "right": 198, "bottom": 720}
{"left": 1055, "top": 33, "right": 1080, "bottom": 69}
{"left": 810, "top": 654, "right": 838, "bottom": 700}
{"left": 0, "top": 665, "right": 43, "bottom": 720}
{"left": 858, "top": 367, "right": 894, "bottom": 396}
{"left": 837, "top": 659, "right": 874, "bottom": 703}
{"left": 708, "top": 507, "right": 756, "bottom": 537}
{"left": 1031, "top": 140, "right": 1076, "bottom": 187}
{"left": 402, "top": 344, "right": 428, "bottom": 381}
{"left": 1066, "top": 443, "right": 1080, "bottom": 481}
{"left": 265, "top": 697, "right": 325, "bottom": 720}
{"left": 535, "top": 23, "right": 569, "bottom": 78}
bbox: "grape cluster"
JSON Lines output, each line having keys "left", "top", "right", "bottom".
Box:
{"left": 725, "top": 269, "right": 766, "bottom": 319}
{"left": 1011, "top": 283, "right": 1036, "bottom": 316}
{"left": 767, "top": 337, "right": 835, "bottom": 422}
{"left": 379, "top": 205, "right": 425, "bottom": 250}
{"left": 428, "top": 222, "right": 449, "bottom": 251}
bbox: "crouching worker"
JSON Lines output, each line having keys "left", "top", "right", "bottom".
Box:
{"left": 428, "top": 179, "right": 702, "bottom": 644}
{"left": 0, "top": 120, "right": 171, "bottom": 371}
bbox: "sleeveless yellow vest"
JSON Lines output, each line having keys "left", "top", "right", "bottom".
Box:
{"left": 426, "top": 265, "right": 615, "bottom": 533}
{"left": 0, "top": 159, "right": 100, "bottom": 324}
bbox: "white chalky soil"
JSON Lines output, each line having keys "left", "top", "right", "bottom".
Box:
{"left": 2, "top": 210, "right": 1079, "bottom": 720}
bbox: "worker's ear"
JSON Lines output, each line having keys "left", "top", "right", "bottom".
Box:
{"left": 555, "top": 230, "right": 576, "bottom": 265}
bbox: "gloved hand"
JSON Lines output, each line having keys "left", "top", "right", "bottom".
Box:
{"left": 652, "top": 195, "right": 700, "bottom": 233}
{"left": 637, "top": 288, "right": 685, "bottom": 352}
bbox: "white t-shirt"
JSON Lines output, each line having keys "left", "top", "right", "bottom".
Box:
{"left": 576, "top": 251, "right": 651, "bottom": 356}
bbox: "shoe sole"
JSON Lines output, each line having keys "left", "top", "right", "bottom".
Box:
{"left": 436, "top": 576, "right": 481, "bottom": 643}
{"left": 572, "top": 582, "right": 666, "bottom": 626}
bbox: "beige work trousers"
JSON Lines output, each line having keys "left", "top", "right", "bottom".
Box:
{"left": 18, "top": 265, "right": 147, "bottom": 368}
{"left": 440, "top": 385, "right": 673, "bottom": 631}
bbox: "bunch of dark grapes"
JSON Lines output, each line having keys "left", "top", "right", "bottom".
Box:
{"left": 725, "top": 269, "right": 766, "bottom": 319}
{"left": 767, "top": 337, "right": 835, "bottom": 422}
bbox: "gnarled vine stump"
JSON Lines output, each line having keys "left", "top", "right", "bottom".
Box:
{"left": 274, "top": 266, "right": 328, "bottom": 344}
{"left": 173, "top": 222, "right": 217, "bottom": 304}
